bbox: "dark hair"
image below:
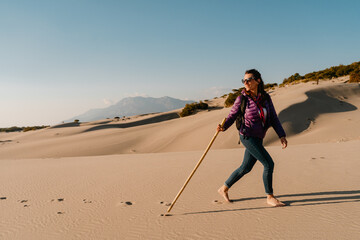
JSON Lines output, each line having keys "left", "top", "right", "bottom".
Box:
{"left": 245, "top": 69, "right": 268, "bottom": 104}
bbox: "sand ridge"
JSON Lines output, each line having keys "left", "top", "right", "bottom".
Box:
{"left": 0, "top": 78, "right": 359, "bottom": 159}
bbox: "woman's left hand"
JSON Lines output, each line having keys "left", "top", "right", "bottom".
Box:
{"left": 280, "top": 137, "right": 288, "bottom": 149}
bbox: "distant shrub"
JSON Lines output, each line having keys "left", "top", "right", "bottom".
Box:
{"left": 290, "top": 80, "right": 302, "bottom": 85}
{"left": 302, "top": 78, "right": 313, "bottom": 83}
{"left": 114, "top": 117, "right": 120, "bottom": 121}
{"left": 349, "top": 68, "right": 360, "bottom": 83}
{"left": 23, "top": 127, "right": 33, "bottom": 132}
{"left": 198, "top": 101, "right": 208, "bottom": 110}
{"left": 179, "top": 101, "right": 209, "bottom": 117}
{"left": 0, "top": 125, "right": 49, "bottom": 132}
{"left": 74, "top": 119, "right": 80, "bottom": 123}
{"left": 224, "top": 87, "right": 243, "bottom": 107}
{"left": 23, "top": 125, "right": 49, "bottom": 132}
{"left": 264, "top": 83, "right": 278, "bottom": 90}
{"left": 0, "top": 126, "right": 22, "bottom": 132}
{"left": 224, "top": 87, "right": 247, "bottom": 107}
{"left": 282, "top": 61, "right": 360, "bottom": 85}
{"left": 224, "top": 92, "right": 239, "bottom": 107}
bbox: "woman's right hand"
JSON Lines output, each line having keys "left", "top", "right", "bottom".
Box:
{"left": 217, "top": 124, "right": 225, "bottom": 132}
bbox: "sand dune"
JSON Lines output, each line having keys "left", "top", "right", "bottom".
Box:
{"left": 1, "top": 78, "right": 360, "bottom": 239}
{"left": 0, "top": 78, "right": 359, "bottom": 159}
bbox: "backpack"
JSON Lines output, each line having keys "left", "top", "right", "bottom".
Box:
{"left": 235, "top": 95, "right": 248, "bottom": 130}
{"left": 235, "top": 95, "right": 248, "bottom": 144}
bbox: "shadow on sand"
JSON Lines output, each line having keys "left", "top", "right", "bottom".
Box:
{"left": 50, "top": 122, "right": 80, "bottom": 129}
{"left": 81, "top": 107, "right": 225, "bottom": 133}
{"left": 81, "top": 112, "right": 180, "bottom": 132}
{"left": 181, "top": 190, "right": 360, "bottom": 216}
{"left": 265, "top": 85, "right": 359, "bottom": 144}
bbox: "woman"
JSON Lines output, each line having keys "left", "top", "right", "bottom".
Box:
{"left": 217, "top": 69, "right": 287, "bottom": 207}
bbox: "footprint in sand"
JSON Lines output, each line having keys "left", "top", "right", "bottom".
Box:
{"left": 159, "top": 201, "right": 171, "bottom": 206}
{"left": 18, "top": 200, "right": 29, "bottom": 207}
{"left": 212, "top": 199, "right": 223, "bottom": 204}
{"left": 50, "top": 198, "right": 64, "bottom": 202}
{"left": 83, "top": 199, "right": 92, "bottom": 203}
{"left": 160, "top": 213, "right": 172, "bottom": 217}
{"left": 117, "top": 201, "right": 133, "bottom": 207}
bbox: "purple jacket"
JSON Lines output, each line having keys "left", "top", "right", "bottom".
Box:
{"left": 223, "top": 91, "right": 286, "bottom": 139}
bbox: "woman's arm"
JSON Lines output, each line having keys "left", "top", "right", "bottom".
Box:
{"left": 220, "top": 95, "right": 243, "bottom": 131}
{"left": 268, "top": 96, "right": 288, "bottom": 149}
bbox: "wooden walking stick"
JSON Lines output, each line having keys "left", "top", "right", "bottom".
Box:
{"left": 164, "top": 118, "right": 227, "bottom": 215}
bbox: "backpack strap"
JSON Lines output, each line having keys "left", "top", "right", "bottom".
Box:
{"left": 235, "top": 95, "right": 248, "bottom": 144}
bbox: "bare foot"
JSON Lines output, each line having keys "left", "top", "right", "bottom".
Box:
{"left": 218, "top": 185, "right": 232, "bottom": 203}
{"left": 267, "top": 195, "right": 286, "bottom": 207}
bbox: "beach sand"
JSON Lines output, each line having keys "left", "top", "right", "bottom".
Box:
{"left": 1, "top": 78, "right": 359, "bottom": 239}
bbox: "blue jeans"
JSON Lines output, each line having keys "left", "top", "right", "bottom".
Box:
{"left": 225, "top": 135, "right": 274, "bottom": 194}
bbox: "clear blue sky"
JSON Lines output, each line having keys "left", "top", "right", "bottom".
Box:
{"left": 1, "top": 0, "right": 359, "bottom": 127}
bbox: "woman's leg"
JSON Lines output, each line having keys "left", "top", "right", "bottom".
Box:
{"left": 239, "top": 136, "right": 274, "bottom": 195}
{"left": 224, "top": 149, "right": 257, "bottom": 188}
{"left": 218, "top": 144, "right": 257, "bottom": 202}
{"left": 240, "top": 136, "right": 285, "bottom": 206}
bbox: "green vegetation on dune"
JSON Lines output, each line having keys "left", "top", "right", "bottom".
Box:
{"left": 224, "top": 88, "right": 244, "bottom": 108}
{"left": 349, "top": 67, "right": 360, "bottom": 83}
{"left": 179, "top": 101, "right": 208, "bottom": 117}
{"left": 281, "top": 61, "right": 360, "bottom": 86}
{"left": 0, "top": 125, "right": 50, "bottom": 133}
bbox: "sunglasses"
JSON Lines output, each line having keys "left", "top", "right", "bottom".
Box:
{"left": 241, "top": 77, "right": 256, "bottom": 84}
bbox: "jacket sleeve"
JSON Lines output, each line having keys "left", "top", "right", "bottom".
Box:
{"left": 222, "top": 95, "right": 242, "bottom": 131}
{"left": 268, "top": 96, "right": 286, "bottom": 138}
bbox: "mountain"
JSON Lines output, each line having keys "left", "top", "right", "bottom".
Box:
{"left": 65, "top": 96, "right": 194, "bottom": 122}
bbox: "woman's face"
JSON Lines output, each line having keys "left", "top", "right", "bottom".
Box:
{"left": 243, "top": 73, "right": 260, "bottom": 92}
